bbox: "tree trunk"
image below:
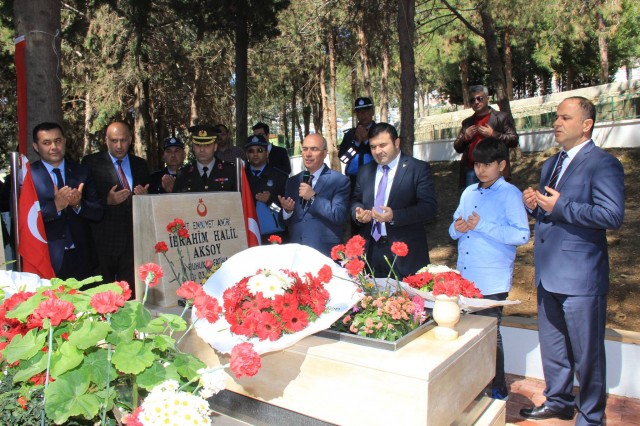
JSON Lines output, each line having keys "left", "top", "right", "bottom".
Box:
{"left": 351, "top": 52, "right": 358, "bottom": 128}
{"left": 133, "top": 80, "right": 152, "bottom": 160}
{"left": 282, "top": 102, "right": 289, "bottom": 151}
{"left": 596, "top": 11, "right": 609, "bottom": 84}
{"left": 327, "top": 29, "right": 340, "bottom": 171}
{"left": 504, "top": 28, "right": 514, "bottom": 101}
{"left": 397, "top": 0, "right": 416, "bottom": 155}
{"left": 234, "top": 12, "right": 249, "bottom": 145}
{"left": 478, "top": 6, "right": 511, "bottom": 114}
{"left": 460, "top": 56, "right": 470, "bottom": 108}
{"left": 190, "top": 60, "right": 202, "bottom": 126}
{"left": 83, "top": 71, "right": 92, "bottom": 157}
{"left": 291, "top": 85, "right": 298, "bottom": 153}
{"left": 357, "top": 23, "right": 372, "bottom": 99}
{"left": 13, "top": 0, "right": 63, "bottom": 160}
{"left": 380, "top": 17, "right": 391, "bottom": 123}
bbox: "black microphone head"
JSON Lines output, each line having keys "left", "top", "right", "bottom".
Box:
{"left": 302, "top": 170, "right": 311, "bottom": 184}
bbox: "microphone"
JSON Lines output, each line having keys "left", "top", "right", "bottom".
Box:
{"left": 301, "top": 170, "right": 311, "bottom": 206}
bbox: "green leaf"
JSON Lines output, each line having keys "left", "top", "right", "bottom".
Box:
{"left": 2, "top": 329, "right": 47, "bottom": 363}
{"left": 5, "top": 293, "right": 45, "bottom": 322}
{"left": 132, "top": 302, "right": 152, "bottom": 329}
{"left": 111, "top": 340, "right": 155, "bottom": 374}
{"left": 82, "top": 282, "right": 121, "bottom": 296}
{"left": 135, "top": 362, "right": 180, "bottom": 390}
{"left": 77, "top": 349, "right": 109, "bottom": 386}
{"left": 140, "top": 316, "right": 166, "bottom": 334}
{"left": 173, "top": 352, "right": 206, "bottom": 380}
{"left": 68, "top": 319, "right": 111, "bottom": 350}
{"left": 44, "top": 369, "right": 101, "bottom": 424}
{"left": 12, "top": 351, "right": 47, "bottom": 383}
{"left": 152, "top": 334, "right": 175, "bottom": 351}
{"left": 51, "top": 341, "right": 84, "bottom": 378}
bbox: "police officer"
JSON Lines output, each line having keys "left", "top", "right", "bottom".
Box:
{"left": 149, "top": 136, "right": 185, "bottom": 194}
{"left": 173, "top": 125, "right": 237, "bottom": 192}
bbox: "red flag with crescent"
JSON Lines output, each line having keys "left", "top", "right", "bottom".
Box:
{"left": 17, "top": 157, "right": 55, "bottom": 278}
{"left": 240, "top": 165, "right": 261, "bottom": 247}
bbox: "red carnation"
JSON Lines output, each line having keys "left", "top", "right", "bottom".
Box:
{"left": 391, "top": 241, "right": 409, "bottom": 257}
{"left": 90, "top": 291, "right": 126, "bottom": 314}
{"left": 230, "top": 342, "right": 261, "bottom": 378}
{"left": 204, "top": 260, "right": 214, "bottom": 270}
{"left": 115, "top": 281, "right": 132, "bottom": 300}
{"left": 178, "top": 228, "right": 189, "bottom": 239}
{"left": 345, "top": 235, "right": 366, "bottom": 258}
{"left": 330, "top": 244, "right": 345, "bottom": 261}
{"left": 317, "top": 264, "right": 333, "bottom": 283}
{"left": 345, "top": 259, "right": 365, "bottom": 277}
{"left": 154, "top": 241, "right": 168, "bottom": 253}
{"left": 166, "top": 218, "right": 186, "bottom": 234}
{"left": 267, "top": 235, "right": 282, "bottom": 244}
{"left": 33, "top": 297, "right": 76, "bottom": 326}
{"left": 194, "top": 294, "right": 221, "bottom": 323}
{"left": 176, "top": 281, "right": 204, "bottom": 300}
{"left": 138, "top": 263, "right": 164, "bottom": 287}
{"left": 29, "top": 372, "right": 55, "bottom": 385}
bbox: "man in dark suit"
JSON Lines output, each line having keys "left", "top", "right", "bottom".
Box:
{"left": 149, "top": 136, "right": 185, "bottom": 194}
{"left": 244, "top": 135, "right": 288, "bottom": 243}
{"left": 82, "top": 121, "right": 150, "bottom": 287}
{"left": 278, "top": 133, "right": 350, "bottom": 257}
{"left": 351, "top": 122, "right": 438, "bottom": 279}
{"left": 173, "top": 125, "right": 237, "bottom": 193}
{"left": 521, "top": 97, "right": 624, "bottom": 424}
{"left": 252, "top": 122, "right": 291, "bottom": 175}
{"left": 29, "top": 122, "right": 103, "bottom": 279}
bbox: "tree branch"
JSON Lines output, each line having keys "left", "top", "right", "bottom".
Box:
{"left": 440, "top": 0, "right": 484, "bottom": 38}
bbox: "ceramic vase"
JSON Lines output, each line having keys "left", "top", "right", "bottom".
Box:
{"left": 432, "top": 295, "right": 461, "bottom": 340}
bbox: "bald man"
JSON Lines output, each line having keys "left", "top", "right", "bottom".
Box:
{"left": 82, "top": 122, "right": 150, "bottom": 289}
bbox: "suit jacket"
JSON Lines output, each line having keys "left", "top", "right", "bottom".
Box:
{"left": 351, "top": 154, "right": 438, "bottom": 277}
{"left": 148, "top": 167, "right": 175, "bottom": 194}
{"left": 453, "top": 107, "right": 518, "bottom": 188}
{"left": 173, "top": 159, "right": 237, "bottom": 193}
{"left": 31, "top": 159, "right": 103, "bottom": 277}
{"left": 268, "top": 144, "right": 291, "bottom": 175}
{"left": 283, "top": 165, "right": 350, "bottom": 256}
{"left": 531, "top": 141, "right": 624, "bottom": 295}
{"left": 81, "top": 151, "right": 150, "bottom": 256}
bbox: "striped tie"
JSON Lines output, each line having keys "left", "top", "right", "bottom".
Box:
{"left": 547, "top": 151, "right": 568, "bottom": 191}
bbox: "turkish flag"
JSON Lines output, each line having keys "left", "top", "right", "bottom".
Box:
{"left": 240, "top": 165, "right": 261, "bottom": 247}
{"left": 18, "top": 158, "right": 55, "bottom": 278}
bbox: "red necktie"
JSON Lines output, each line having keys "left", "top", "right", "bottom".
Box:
{"left": 116, "top": 160, "right": 131, "bottom": 191}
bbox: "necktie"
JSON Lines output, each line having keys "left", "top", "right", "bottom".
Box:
{"left": 547, "top": 151, "right": 568, "bottom": 191}
{"left": 371, "top": 165, "right": 390, "bottom": 241}
{"left": 302, "top": 175, "right": 314, "bottom": 209}
{"left": 201, "top": 166, "right": 209, "bottom": 184}
{"left": 116, "top": 160, "right": 131, "bottom": 191}
{"left": 52, "top": 168, "right": 64, "bottom": 188}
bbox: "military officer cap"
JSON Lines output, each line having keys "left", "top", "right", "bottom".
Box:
{"left": 163, "top": 136, "right": 184, "bottom": 150}
{"left": 354, "top": 97, "right": 374, "bottom": 110}
{"left": 188, "top": 124, "right": 217, "bottom": 145}
{"left": 245, "top": 134, "right": 269, "bottom": 149}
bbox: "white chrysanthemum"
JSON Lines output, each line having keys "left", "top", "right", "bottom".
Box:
{"left": 424, "top": 264, "right": 458, "bottom": 274}
{"left": 197, "top": 368, "right": 227, "bottom": 399}
{"left": 246, "top": 270, "right": 294, "bottom": 299}
{"left": 138, "top": 384, "right": 212, "bottom": 426}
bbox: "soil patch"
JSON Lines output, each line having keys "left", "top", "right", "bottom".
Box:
{"left": 425, "top": 147, "right": 640, "bottom": 332}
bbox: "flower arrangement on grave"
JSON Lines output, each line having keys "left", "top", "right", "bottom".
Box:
{"left": 329, "top": 236, "right": 428, "bottom": 341}
{"left": 0, "top": 262, "right": 262, "bottom": 425}
{"left": 404, "top": 265, "right": 483, "bottom": 299}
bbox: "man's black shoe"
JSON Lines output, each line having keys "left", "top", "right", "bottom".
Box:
{"left": 519, "top": 404, "right": 574, "bottom": 420}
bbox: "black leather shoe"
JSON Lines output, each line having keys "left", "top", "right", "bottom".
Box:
{"left": 519, "top": 404, "right": 574, "bottom": 420}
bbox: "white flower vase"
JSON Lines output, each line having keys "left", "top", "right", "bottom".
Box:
{"left": 432, "top": 295, "right": 461, "bottom": 340}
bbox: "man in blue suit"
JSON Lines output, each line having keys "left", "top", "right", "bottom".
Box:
{"left": 351, "top": 122, "right": 438, "bottom": 279}
{"left": 521, "top": 97, "right": 624, "bottom": 425}
{"left": 278, "top": 133, "right": 350, "bottom": 257}
{"left": 30, "top": 122, "right": 103, "bottom": 279}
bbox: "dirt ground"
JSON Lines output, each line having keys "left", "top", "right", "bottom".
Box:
{"left": 425, "top": 147, "right": 640, "bottom": 332}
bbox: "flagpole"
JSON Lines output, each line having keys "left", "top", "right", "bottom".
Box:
{"left": 236, "top": 160, "right": 243, "bottom": 193}
{"left": 10, "top": 152, "right": 21, "bottom": 272}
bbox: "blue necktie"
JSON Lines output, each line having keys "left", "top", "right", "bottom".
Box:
{"left": 371, "top": 165, "right": 390, "bottom": 241}
{"left": 547, "top": 151, "right": 568, "bottom": 191}
{"left": 52, "top": 168, "right": 64, "bottom": 187}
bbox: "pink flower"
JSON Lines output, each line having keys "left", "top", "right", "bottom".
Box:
{"left": 267, "top": 235, "right": 282, "bottom": 244}
{"left": 345, "top": 259, "right": 365, "bottom": 276}
{"left": 345, "top": 235, "right": 366, "bottom": 258}
{"left": 204, "top": 260, "right": 214, "bottom": 270}
{"left": 123, "top": 406, "right": 144, "bottom": 426}
{"left": 230, "top": 342, "right": 261, "bottom": 378}
{"left": 90, "top": 291, "right": 126, "bottom": 314}
{"left": 317, "top": 264, "right": 333, "bottom": 283}
{"left": 138, "top": 263, "right": 164, "bottom": 287}
{"left": 176, "top": 281, "right": 204, "bottom": 300}
{"left": 330, "top": 244, "right": 345, "bottom": 261}
{"left": 154, "top": 241, "right": 168, "bottom": 253}
{"left": 115, "top": 281, "right": 132, "bottom": 300}
{"left": 194, "top": 294, "right": 221, "bottom": 323}
{"left": 32, "top": 297, "right": 76, "bottom": 326}
{"left": 391, "top": 242, "right": 409, "bottom": 257}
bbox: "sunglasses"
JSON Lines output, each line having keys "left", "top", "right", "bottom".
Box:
{"left": 247, "top": 148, "right": 265, "bottom": 154}
{"left": 470, "top": 96, "right": 485, "bottom": 104}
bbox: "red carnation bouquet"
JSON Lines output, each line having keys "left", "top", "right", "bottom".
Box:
{"left": 223, "top": 266, "right": 332, "bottom": 341}
{"left": 403, "top": 265, "right": 483, "bottom": 299}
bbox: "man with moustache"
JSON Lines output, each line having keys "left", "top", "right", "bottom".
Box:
{"left": 278, "top": 133, "right": 350, "bottom": 256}
{"left": 28, "top": 122, "right": 103, "bottom": 279}
{"left": 213, "top": 124, "right": 246, "bottom": 164}
{"left": 351, "top": 122, "right": 437, "bottom": 279}
{"left": 520, "top": 97, "right": 624, "bottom": 425}
{"left": 454, "top": 85, "right": 518, "bottom": 189}
{"left": 149, "top": 136, "right": 185, "bottom": 194}
{"left": 82, "top": 121, "right": 150, "bottom": 287}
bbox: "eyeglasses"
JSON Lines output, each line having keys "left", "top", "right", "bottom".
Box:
{"left": 247, "top": 148, "right": 265, "bottom": 154}
{"left": 470, "top": 96, "right": 485, "bottom": 104}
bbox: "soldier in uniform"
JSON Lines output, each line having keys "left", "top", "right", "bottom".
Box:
{"left": 244, "top": 134, "right": 288, "bottom": 242}
{"left": 173, "top": 125, "right": 237, "bottom": 193}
